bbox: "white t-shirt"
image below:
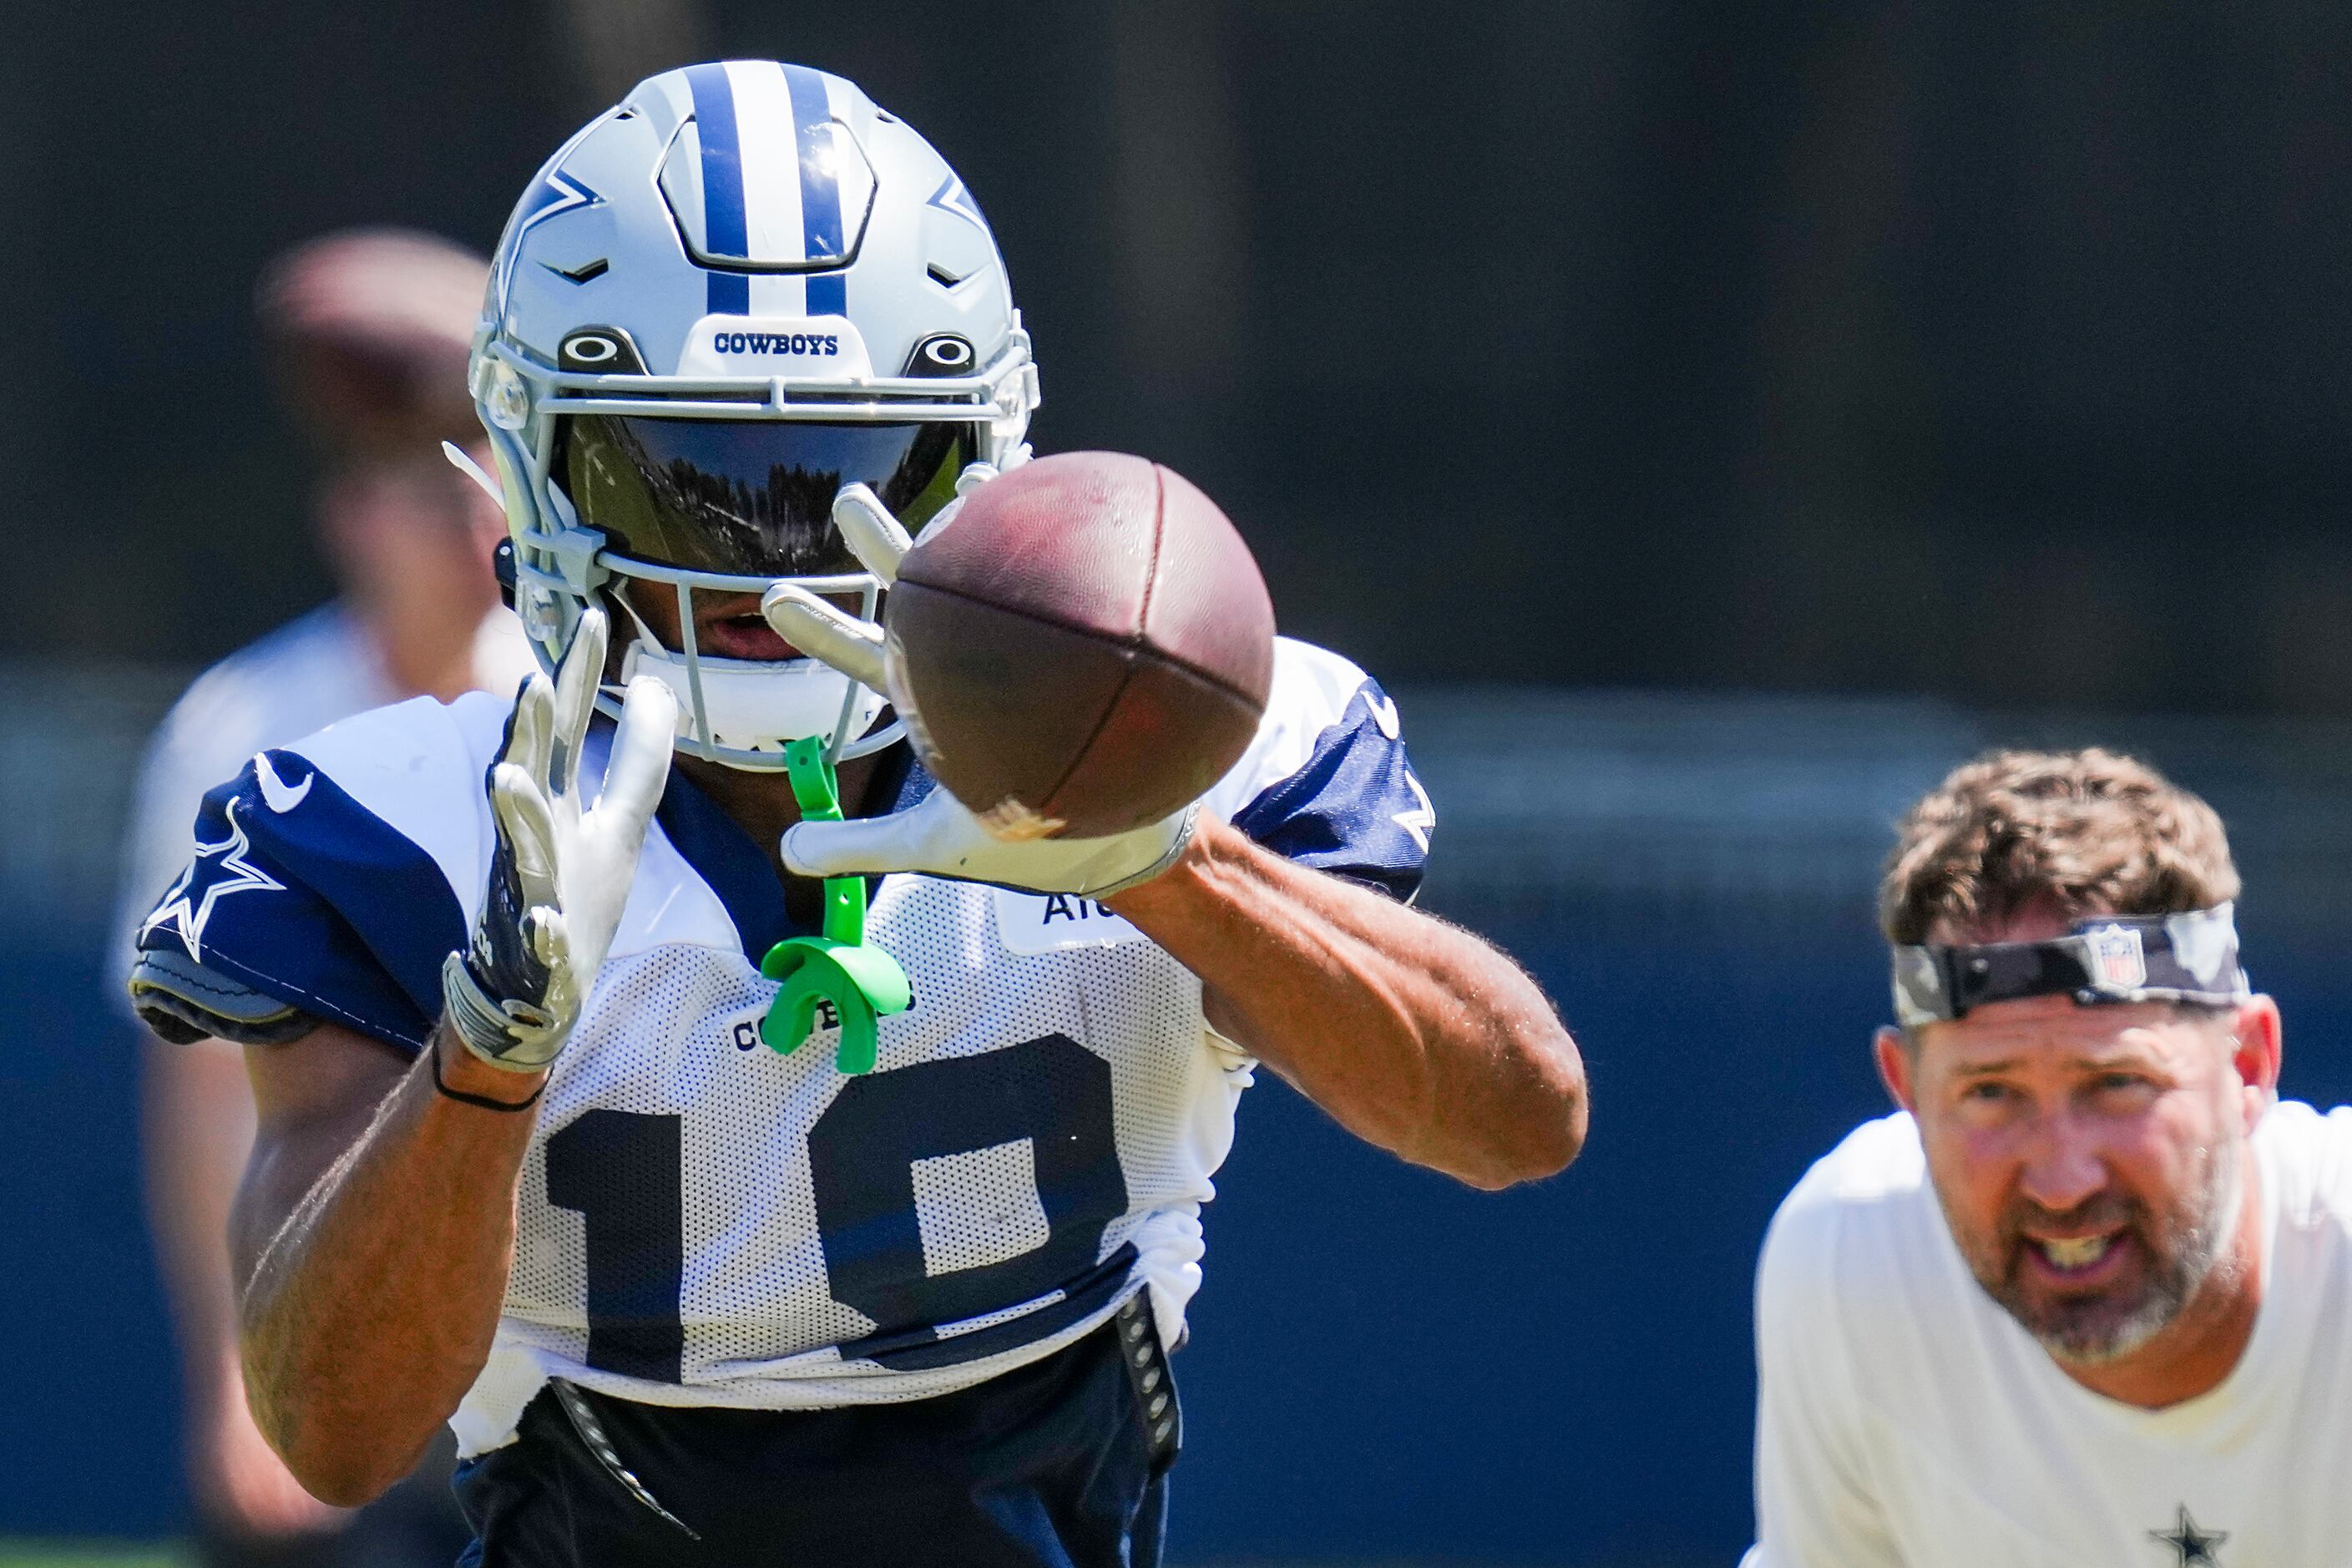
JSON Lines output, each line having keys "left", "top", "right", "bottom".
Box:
{"left": 1747, "top": 1100, "right": 2352, "bottom": 1567}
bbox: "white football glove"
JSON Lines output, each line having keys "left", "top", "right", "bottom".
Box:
{"left": 760, "top": 462, "right": 1196, "bottom": 900}
{"left": 442, "top": 607, "right": 680, "bottom": 1070}
{"left": 776, "top": 783, "right": 1196, "bottom": 898}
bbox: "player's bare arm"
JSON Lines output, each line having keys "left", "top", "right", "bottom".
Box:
{"left": 234, "top": 1018, "right": 539, "bottom": 1504}
{"left": 1108, "top": 821, "right": 1582, "bottom": 1190}
{"left": 224, "top": 606, "right": 674, "bottom": 1502}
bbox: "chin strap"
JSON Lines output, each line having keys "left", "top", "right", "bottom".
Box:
{"left": 757, "top": 736, "right": 913, "bottom": 1074}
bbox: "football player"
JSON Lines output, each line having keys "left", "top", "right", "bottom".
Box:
{"left": 117, "top": 228, "right": 523, "bottom": 1565}
{"left": 129, "top": 63, "right": 1585, "bottom": 1565}
{"left": 1746, "top": 749, "right": 2352, "bottom": 1565}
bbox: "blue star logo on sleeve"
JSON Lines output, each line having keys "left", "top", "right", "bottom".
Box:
{"left": 2150, "top": 1505, "right": 2228, "bottom": 1566}
{"left": 139, "top": 797, "right": 285, "bottom": 964}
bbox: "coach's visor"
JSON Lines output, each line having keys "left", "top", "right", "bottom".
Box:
{"left": 557, "top": 414, "right": 975, "bottom": 579}
{"left": 1891, "top": 903, "right": 2252, "bottom": 1028}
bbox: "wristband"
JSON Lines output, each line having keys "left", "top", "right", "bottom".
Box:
{"left": 429, "top": 1031, "right": 546, "bottom": 1112}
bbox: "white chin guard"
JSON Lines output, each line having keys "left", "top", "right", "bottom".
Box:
{"left": 620, "top": 636, "right": 888, "bottom": 763}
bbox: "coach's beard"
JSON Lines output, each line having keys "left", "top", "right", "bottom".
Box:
{"left": 1966, "top": 1143, "right": 2246, "bottom": 1367}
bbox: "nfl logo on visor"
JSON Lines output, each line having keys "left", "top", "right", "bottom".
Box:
{"left": 2084, "top": 924, "right": 2148, "bottom": 993}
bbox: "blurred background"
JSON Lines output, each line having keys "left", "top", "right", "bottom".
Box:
{"left": 6, "top": 1, "right": 2352, "bottom": 1564}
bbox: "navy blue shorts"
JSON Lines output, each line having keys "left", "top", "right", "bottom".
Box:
{"left": 453, "top": 1318, "right": 1173, "bottom": 1566}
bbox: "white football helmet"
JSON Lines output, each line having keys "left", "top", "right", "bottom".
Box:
{"left": 467, "top": 60, "right": 1039, "bottom": 769}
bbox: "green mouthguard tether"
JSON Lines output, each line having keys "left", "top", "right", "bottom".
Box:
{"left": 757, "top": 736, "right": 913, "bottom": 1074}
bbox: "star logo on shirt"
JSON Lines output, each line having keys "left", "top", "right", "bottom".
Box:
{"left": 2149, "top": 1505, "right": 2228, "bottom": 1566}
{"left": 139, "top": 797, "right": 284, "bottom": 964}
{"left": 1391, "top": 769, "right": 1435, "bottom": 853}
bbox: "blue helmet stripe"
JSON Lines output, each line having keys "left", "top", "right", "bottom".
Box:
{"left": 685, "top": 63, "right": 751, "bottom": 315}
{"left": 782, "top": 63, "right": 847, "bottom": 316}
{"left": 804, "top": 268, "right": 846, "bottom": 317}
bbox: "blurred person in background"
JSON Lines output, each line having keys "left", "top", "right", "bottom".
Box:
{"left": 116, "top": 227, "right": 530, "bottom": 1565}
{"left": 1745, "top": 750, "right": 2352, "bottom": 1565}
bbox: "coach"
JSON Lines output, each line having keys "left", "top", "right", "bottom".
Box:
{"left": 1745, "top": 748, "right": 2352, "bottom": 1565}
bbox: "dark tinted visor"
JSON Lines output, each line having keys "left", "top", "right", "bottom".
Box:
{"left": 558, "top": 416, "right": 975, "bottom": 577}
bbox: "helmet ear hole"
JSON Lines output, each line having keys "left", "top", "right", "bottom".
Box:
{"left": 559, "top": 327, "right": 648, "bottom": 373}
{"left": 904, "top": 333, "right": 975, "bottom": 377}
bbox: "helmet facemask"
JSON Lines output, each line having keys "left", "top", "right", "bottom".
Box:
{"left": 475, "top": 326, "right": 1031, "bottom": 772}
{"left": 565, "top": 409, "right": 971, "bottom": 764}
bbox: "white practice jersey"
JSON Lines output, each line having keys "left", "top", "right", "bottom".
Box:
{"left": 130, "top": 637, "right": 1433, "bottom": 1456}
{"left": 1746, "top": 1102, "right": 2352, "bottom": 1568}
{"left": 114, "top": 601, "right": 534, "bottom": 993}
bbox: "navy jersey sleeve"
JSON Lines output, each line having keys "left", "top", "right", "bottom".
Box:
{"left": 129, "top": 749, "right": 470, "bottom": 1053}
{"left": 1216, "top": 642, "right": 1432, "bottom": 902}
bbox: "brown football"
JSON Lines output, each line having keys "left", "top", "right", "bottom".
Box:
{"left": 883, "top": 451, "right": 1277, "bottom": 839}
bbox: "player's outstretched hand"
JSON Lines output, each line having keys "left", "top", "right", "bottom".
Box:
{"left": 441, "top": 606, "right": 680, "bottom": 1071}
{"left": 778, "top": 782, "right": 1194, "bottom": 899}
{"left": 755, "top": 458, "right": 1013, "bottom": 689}
{"left": 761, "top": 460, "right": 1196, "bottom": 898}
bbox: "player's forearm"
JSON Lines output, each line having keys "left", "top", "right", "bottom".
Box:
{"left": 236, "top": 1027, "right": 543, "bottom": 1505}
{"left": 1110, "top": 819, "right": 1585, "bottom": 1188}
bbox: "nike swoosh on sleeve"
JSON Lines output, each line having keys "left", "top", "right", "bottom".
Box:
{"left": 254, "top": 752, "right": 314, "bottom": 813}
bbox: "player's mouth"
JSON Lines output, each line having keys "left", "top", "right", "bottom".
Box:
{"left": 2018, "top": 1227, "right": 2132, "bottom": 1285}
{"left": 682, "top": 588, "right": 873, "bottom": 662}
{"left": 692, "top": 593, "right": 801, "bottom": 661}
{"left": 705, "top": 612, "right": 798, "bottom": 661}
